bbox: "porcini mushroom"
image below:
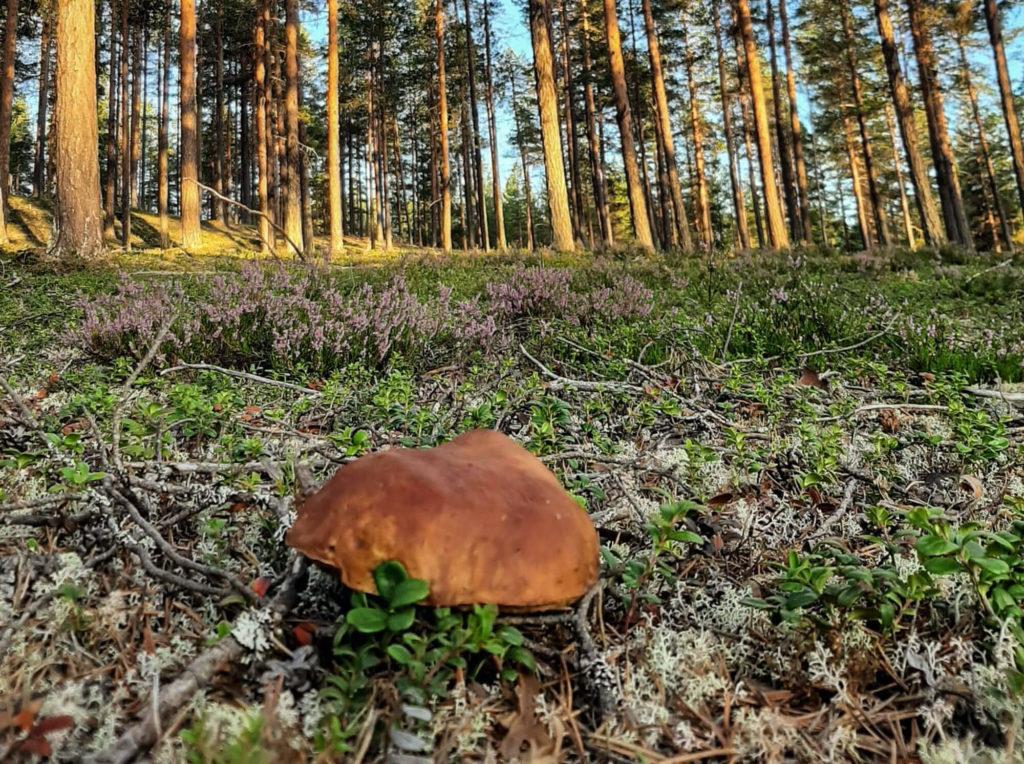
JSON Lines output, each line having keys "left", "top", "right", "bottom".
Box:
{"left": 285, "top": 429, "right": 599, "bottom": 610}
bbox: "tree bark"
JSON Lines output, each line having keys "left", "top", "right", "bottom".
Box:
{"left": 732, "top": 19, "right": 764, "bottom": 248}
{"left": 840, "top": 0, "right": 890, "bottom": 248}
{"left": 33, "top": 10, "right": 52, "bottom": 197}
{"left": 905, "top": 0, "right": 971, "bottom": 248}
{"left": 777, "top": 0, "right": 811, "bottom": 243}
{"left": 844, "top": 115, "right": 871, "bottom": 250}
{"left": 0, "top": 0, "right": 19, "bottom": 205}
{"left": 579, "top": 0, "right": 612, "bottom": 247}
{"left": 50, "top": 0, "right": 104, "bottom": 261}
{"left": 713, "top": 0, "right": 750, "bottom": 251}
{"left": 104, "top": 4, "right": 118, "bottom": 238}
{"left": 733, "top": 0, "right": 789, "bottom": 249}
{"left": 179, "top": 0, "right": 201, "bottom": 249}
{"left": 872, "top": 0, "right": 943, "bottom": 246}
{"left": 765, "top": 0, "right": 800, "bottom": 244}
{"left": 958, "top": 34, "right": 1013, "bottom": 252}
{"left": 885, "top": 103, "right": 915, "bottom": 250}
{"left": 158, "top": 6, "right": 170, "bottom": 248}
{"left": 682, "top": 22, "right": 710, "bottom": 249}
{"left": 482, "top": 0, "right": 506, "bottom": 250}
{"left": 121, "top": 2, "right": 132, "bottom": 248}
{"left": 557, "top": 0, "right": 585, "bottom": 246}
{"left": 603, "top": 0, "right": 653, "bottom": 251}
{"left": 213, "top": 2, "right": 225, "bottom": 224}
{"left": 436, "top": 0, "right": 452, "bottom": 252}
{"left": 983, "top": 0, "right": 1024, "bottom": 217}
{"left": 327, "top": 0, "right": 344, "bottom": 256}
{"left": 254, "top": 0, "right": 271, "bottom": 253}
{"left": 642, "top": 0, "right": 692, "bottom": 250}
{"left": 529, "top": 0, "right": 574, "bottom": 251}
{"left": 283, "top": 0, "right": 304, "bottom": 251}
{"left": 463, "top": 0, "right": 489, "bottom": 249}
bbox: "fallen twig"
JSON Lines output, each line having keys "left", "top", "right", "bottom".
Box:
{"left": 574, "top": 583, "right": 618, "bottom": 721}
{"left": 521, "top": 344, "right": 645, "bottom": 394}
{"left": 160, "top": 363, "right": 323, "bottom": 396}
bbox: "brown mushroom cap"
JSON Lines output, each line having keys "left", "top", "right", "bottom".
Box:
{"left": 285, "top": 430, "right": 599, "bottom": 610}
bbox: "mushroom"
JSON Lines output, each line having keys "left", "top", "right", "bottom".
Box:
{"left": 285, "top": 429, "right": 599, "bottom": 610}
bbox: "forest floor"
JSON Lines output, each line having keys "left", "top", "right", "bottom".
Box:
{"left": 1, "top": 206, "right": 1024, "bottom": 762}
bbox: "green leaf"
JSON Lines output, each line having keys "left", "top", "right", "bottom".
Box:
{"left": 922, "top": 557, "right": 962, "bottom": 575}
{"left": 346, "top": 607, "right": 389, "bottom": 633}
{"left": 387, "top": 608, "right": 416, "bottom": 632}
{"left": 915, "top": 535, "right": 958, "bottom": 557}
{"left": 508, "top": 646, "right": 536, "bottom": 672}
{"left": 973, "top": 557, "right": 1010, "bottom": 577}
{"left": 496, "top": 626, "right": 524, "bottom": 647}
{"left": 784, "top": 589, "right": 819, "bottom": 610}
{"left": 387, "top": 644, "right": 414, "bottom": 665}
{"left": 389, "top": 579, "right": 430, "bottom": 609}
{"left": 373, "top": 561, "right": 409, "bottom": 602}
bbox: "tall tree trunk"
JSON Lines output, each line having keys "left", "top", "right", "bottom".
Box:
{"left": 298, "top": 82, "right": 314, "bottom": 255}
{"left": 844, "top": 115, "right": 872, "bottom": 250}
{"left": 213, "top": 2, "right": 225, "bottom": 224}
{"left": 558, "top": 0, "right": 585, "bottom": 245}
{"left": 50, "top": 0, "right": 104, "bottom": 261}
{"left": 885, "top": 103, "right": 915, "bottom": 250}
{"left": 482, "top": 0, "right": 506, "bottom": 250}
{"left": 0, "top": 0, "right": 18, "bottom": 205}
{"left": 777, "top": 0, "right": 811, "bottom": 243}
{"left": 158, "top": 6, "right": 170, "bottom": 248}
{"left": 682, "top": 22, "right": 710, "bottom": 250}
{"left": 254, "top": 0, "right": 271, "bottom": 253}
{"left": 529, "top": 0, "right": 574, "bottom": 251}
{"left": 983, "top": 0, "right": 1024, "bottom": 218}
{"left": 33, "top": 10, "right": 52, "bottom": 197}
{"left": 463, "top": 0, "right": 489, "bottom": 249}
{"left": 642, "top": 0, "right": 692, "bottom": 250}
{"left": 840, "top": 0, "right": 890, "bottom": 248}
{"left": 905, "top": 0, "right": 971, "bottom": 248}
{"left": 603, "top": 0, "right": 653, "bottom": 251}
{"left": 129, "top": 28, "right": 141, "bottom": 210}
{"left": 713, "top": 0, "right": 750, "bottom": 251}
{"left": 436, "top": 0, "right": 452, "bottom": 252}
{"left": 327, "top": 0, "right": 344, "bottom": 256}
{"left": 179, "top": 0, "right": 201, "bottom": 249}
{"left": 104, "top": 6, "right": 118, "bottom": 238}
{"left": 139, "top": 30, "right": 149, "bottom": 210}
{"left": 958, "top": 34, "right": 1013, "bottom": 252}
{"left": 579, "top": 0, "right": 611, "bottom": 247}
{"left": 765, "top": 0, "right": 801, "bottom": 243}
{"left": 873, "top": 0, "right": 943, "bottom": 246}
{"left": 283, "top": 0, "right": 304, "bottom": 251}
{"left": 733, "top": 0, "right": 789, "bottom": 249}
{"left": 733, "top": 20, "right": 765, "bottom": 248}
{"left": 120, "top": 0, "right": 131, "bottom": 248}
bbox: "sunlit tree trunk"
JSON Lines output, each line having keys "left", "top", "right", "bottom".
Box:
{"left": 840, "top": 0, "right": 890, "bottom": 248}
{"left": 33, "top": 8, "right": 52, "bottom": 197}
{"left": 104, "top": 4, "right": 118, "bottom": 238}
{"left": 642, "top": 0, "right": 691, "bottom": 250}
{"left": 213, "top": 2, "right": 225, "bottom": 224}
{"left": 557, "top": 0, "right": 585, "bottom": 245}
{"left": 179, "top": 0, "right": 201, "bottom": 249}
{"left": 327, "top": 0, "right": 344, "bottom": 257}
{"left": 844, "top": 115, "right": 872, "bottom": 250}
{"left": 158, "top": 6, "right": 170, "bottom": 248}
{"left": 713, "top": 0, "right": 749, "bottom": 251}
{"left": 682, "top": 22, "right": 710, "bottom": 250}
{"left": 958, "top": 34, "right": 1013, "bottom": 252}
{"left": 283, "top": 0, "right": 303, "bottom": 252}
{"left": 765, "top": 0, "right": 800, "bottom": 243}
{"left": 529, "top": 0, "right": 574, "bottom": 251}
{"left": 579, "top": 0, "right": 611, "bottom": 247}
{"left": 436, "top": 0, "right": 452, "bottom": 252}
{"left": 873, "top": 0, "right": 943, "bottom": 246}
{"left": 120, "top": 3, "right": 132, "bottom": 248}
{"left": 482, "top": 0, "right": 506, "bottom": 250}
{"left": 982, "top": 0, "right": 1024, "bottom": 217}
{"left": 777, "top": 0, "right": 811, "bottom": 244}
{"left": 603, "top": 0, "right": 653, "bottom": 251}
{"left": 0, "top": 0, "right": 19, "bottom": 208}
{"left": 254, "top": 0, "right": 271, "bottom": 253}
{"left": 463, "top": 0, "right": 489, "bottom": 249}
{"left": 50, "top": 0, "right": 104, "bottom": 261}
{"left": 905, "top": 0, "right": 971, "bottom": 249}
{"left": 733, "top": 0, "right": 789, "bottom": 249}
{"left": 885, "top": 103, "right": 915, "bottom": 250}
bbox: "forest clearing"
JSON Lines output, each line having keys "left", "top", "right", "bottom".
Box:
{"left": 2, "top": 0, "right": 1024, "bottom": 759}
